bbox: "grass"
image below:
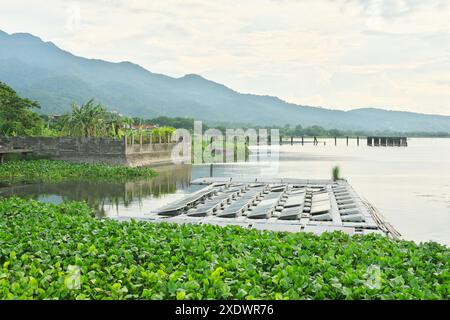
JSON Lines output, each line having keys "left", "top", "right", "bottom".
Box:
{"left": 0, "top": 159, "right": 157, "bottom": 185}
{"left": 332, "top": 166, "right": 342, "bottom": 181}
{"left": 0, "top": 197, "right": 448, "bottom": 300}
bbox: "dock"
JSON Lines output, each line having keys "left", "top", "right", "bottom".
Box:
{"left": 367, "top": 136, "right": 407, "bottom": 147}
{"left": 116, "top": 178, "right": 400, "bottom": 239}
{"left": 270, "top": 136, "right": 408, "bottom": 147}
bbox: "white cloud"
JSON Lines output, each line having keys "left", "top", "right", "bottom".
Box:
{"left": 0, "top": 0, "right": 449, "bottom": 115}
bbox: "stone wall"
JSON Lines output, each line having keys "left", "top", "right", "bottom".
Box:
{"left": 126, "top": 143, "right": 178, "bottom": 167}
{"left": 0, "top": 137, "right": 177, "bottom": 167}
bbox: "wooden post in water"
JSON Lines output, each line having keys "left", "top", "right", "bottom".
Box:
{"left": 210, "top": 163, "right": 213, "bottom": 177}
{"left": 291, "top": 136, "right": 293, "bottom": 146}
{"left": 223, "top": 136, "right": 226, "bottom": 162}
{"left": 401, "top": 137, "right": 408, "bottom": 147}
{"left": 346, "top": 136, "right": 349, "bottom": 146}
{"left": 357, "top": 136, "right": 360, "bottom": 146}
{"left": 234, "top": 136, "right": 238, "bottom": 162}
{"left": 302, "top": 136, "right": 304, "bottom": 146}
{"left": 335, "top": 137, "right": 337, "bottom": 146}
{"left": 279, "top": 136, "right": 282, "bottom": 145}
{"left": 210, "top": 137, "right": 213, "bottom": 153}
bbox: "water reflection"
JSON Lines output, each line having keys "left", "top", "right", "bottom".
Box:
{"left": 0, "top": 164, "right": 196, "bottom": 217}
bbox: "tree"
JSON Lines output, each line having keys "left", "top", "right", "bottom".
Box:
{"left": 60, "top": 99, "right": 134, "bottom": 138}
{"left": 105, "top": 111, "right": 132, "bottom": 137}
{"left": 61, "top": 99, "right": 107, "bottom": 137}
{"left": 0, "top": 82, "right": 44, "bottom": 136}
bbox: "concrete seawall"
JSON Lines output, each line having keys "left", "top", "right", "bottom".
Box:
{"left": 126, "top": 143, "right": 178, "bottom": 167}
{"left": 0, "top": 137, "right": 177, "bottom": 167}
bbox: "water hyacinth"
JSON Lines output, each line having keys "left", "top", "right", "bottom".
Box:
{"left": 0, "top": 197, "right": 448, "bottom": 300}
{"left": 0, "top": 160, "right": 156, "bottom": 185}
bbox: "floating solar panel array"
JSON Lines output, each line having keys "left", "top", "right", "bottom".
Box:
{"left": 116, "top": 178, "right": 399, "bottom": 238}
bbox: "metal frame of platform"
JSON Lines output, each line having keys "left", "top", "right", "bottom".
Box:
{"left": 113, "top": 177, "right": 400, "bottom": 239}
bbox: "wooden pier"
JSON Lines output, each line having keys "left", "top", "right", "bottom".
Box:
{"left": 278, "top": 136, "right": 360, "bottom": 147}
{"left": 258, "top": 136, "right": 408, "bottom": 147}
{"left": 367, "top": 136, "right": 407, "bottom": 147}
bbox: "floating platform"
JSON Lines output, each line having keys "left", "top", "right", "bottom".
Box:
{"left": 115, "top": 177, "right": 400, "bottom": 239}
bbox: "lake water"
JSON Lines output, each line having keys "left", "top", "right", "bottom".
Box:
{"left": 1, "top": 137, "right": 449, "bottom": 246}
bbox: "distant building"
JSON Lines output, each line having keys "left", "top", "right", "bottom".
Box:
{"left": 50, "top": 115, "right": 62, "bottom": 122}
{"left": 132, "top": 124, "right": 158, "bottom": 131}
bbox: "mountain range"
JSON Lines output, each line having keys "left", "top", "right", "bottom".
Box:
{"left": 1, "top": 30, "right": 450, "bottom": 132}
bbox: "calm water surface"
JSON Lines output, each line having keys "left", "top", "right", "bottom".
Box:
{"left": 1, "top": 138, "right": 449, "bottom": 245}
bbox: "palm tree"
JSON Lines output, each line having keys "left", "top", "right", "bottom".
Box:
{"left": 62, "top": 99, "right": 107, "bottom": 137}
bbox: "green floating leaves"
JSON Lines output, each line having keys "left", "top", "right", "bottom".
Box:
{"left": 0, "top": 159, "right": 157, "bottom": 185}
{"left": 0, "top": 197, "right": 449, "bottom": 300}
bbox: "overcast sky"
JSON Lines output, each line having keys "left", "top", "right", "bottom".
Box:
{"left": 1, "top": 0, "right": 450, "bottom": 115}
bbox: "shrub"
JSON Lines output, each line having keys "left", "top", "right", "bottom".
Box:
{"left": 332, "top": 166, "right": 342, "bottom": 181}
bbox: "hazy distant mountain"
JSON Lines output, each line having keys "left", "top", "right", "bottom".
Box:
{"left": 1, "top": 30, "right": 450, "bottom": 132}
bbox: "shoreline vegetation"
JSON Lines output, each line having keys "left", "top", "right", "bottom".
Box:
{"left": 141, "top": 116, "right": 450, "bottom": 138}
{"left": 1, "top": 82, "right": 176, "bottom": 141}
{"left": 0, "top": 160, "right": 157, "bottom": 185}
{"left": 2, "top": 81, "right": 449, "bottom": 140}
{"left": 0, "top": 197, "right": 448, "bottom": 300}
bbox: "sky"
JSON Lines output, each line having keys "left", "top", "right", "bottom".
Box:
{"left": 1, "top": 0, "right": 450, "bottom": 115}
